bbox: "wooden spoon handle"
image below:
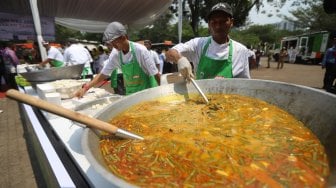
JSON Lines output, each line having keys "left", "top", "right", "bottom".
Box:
{"left": 190, "top": 78, "right": 209, "bottom": 104}
{"left": 6, "top": 89, "right": 118, "bottom": 134}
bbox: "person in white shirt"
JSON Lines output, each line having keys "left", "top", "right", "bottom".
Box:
{"left": 247, "top": 47, "right": 256, "bottom": 69}
{"left": 158, "top": 49, "right": 167, "bottom": 73}
{"left": 144, "top": 40, "right": 163, "bottom": 74}
{"left": 166, "top": 2, "right": 250, "bottom": 81}
{"left": 74, "top": 21, "right": 160, "bottom": 97}
{"left": 288, "top": 46, "right": 297, "bottom": 64}
{"left": 39, "top": 41, "right": 64, "bottom": 67}
{"left": 63, "top": 38, "right": 93, "bottom": 78}
{"left": 94, "top": 46, "right": 109, "bottom": 74}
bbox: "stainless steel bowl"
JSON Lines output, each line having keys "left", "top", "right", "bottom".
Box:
{"left": 82, "top": 79, "right": 336, "bottom": 187}
{"left": 20, "top": 64, "right": 84, "bottom": 86}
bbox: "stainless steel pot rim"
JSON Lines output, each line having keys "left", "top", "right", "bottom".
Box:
{"left": 81, "top": 79, "right": 336, "bottom": 187}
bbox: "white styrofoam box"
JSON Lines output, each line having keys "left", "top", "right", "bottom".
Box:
{"left": 61, "top": 100, "right": 74, "bottom": 107}
{"left": 36, "top": 83, "right": 56, "bottom": 100}
{"left": 51, "top": 79, "right": 88, "bottom": 99}
{"left": 56, "top": 84, "right": 82, "bottom": 99}
{"left": 62, "top": 101, "right": 76, "bottom": 110}
{"left": 45, "top": 92, "right": 61, "bottom": 105}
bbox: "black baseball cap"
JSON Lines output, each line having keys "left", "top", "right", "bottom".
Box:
{"left": 144, "top": 40, "right": 151, "bottom": 45}
{"left": 207, "top": 2, "right": 233, "bottom": 20}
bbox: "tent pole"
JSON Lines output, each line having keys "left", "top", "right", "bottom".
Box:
{"left": 178, "top": 0, "right": 183, "bottom": 43}
{"left": 29, "top": 0, "right": 47, "bottom": 60}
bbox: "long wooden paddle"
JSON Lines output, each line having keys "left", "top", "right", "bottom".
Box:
{"left": 6, "top": 89, "right": 143, "bottom": 140}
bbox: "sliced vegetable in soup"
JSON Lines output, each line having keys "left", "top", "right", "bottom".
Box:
{"left": 100, "top": 94, "right": 329, "bottom": 187}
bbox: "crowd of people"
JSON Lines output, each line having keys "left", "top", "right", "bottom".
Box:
{"left": 1, "top": 2, "right": 335, "bottom": 95}
{"left": 247, "top": 44, "right": 302, "bottom": 70}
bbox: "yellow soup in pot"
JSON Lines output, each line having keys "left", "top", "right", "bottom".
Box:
{"left": 99, "top": 94, "right": 329, "bottom": 187}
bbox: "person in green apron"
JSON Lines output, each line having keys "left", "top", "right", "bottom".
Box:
{"left": 39, "top": 41, "right": 64, "bottom": 67}
{"left": 74, "top": 21, "right": 160, "bottom": 98}
{"left": 165, "top": 2, "right": 250, "bottom": 81}
{"left": 110, "top": 68, "right": 125, "bottom": 95}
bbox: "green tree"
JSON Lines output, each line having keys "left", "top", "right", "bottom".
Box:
{"left": 170, "top": 0, "right": 263, "bottom": 37}
{"left": 81, "top": 32, "right": 103, "bottom": 43}
{"left": 229, "top": 24, "right": 301, "bottom": 50}
{"left": 201, "top": 0, "right": 262, "bottom": 26}
{"left": 128, "top": 12, "right": 175, "bottom": 42}
{"left": 286, "top": 0, "right": 336, "bottom": 32}
{"left": 56, "top": 0, "right": 326, "bottom": 47}
{"left": 55, "top": 24, "right": 102, "bottom": 43}
{"left": 186, "top": 0, "right": 202, "bottom": 37}
{"left": 55, "top": 24, "right": 81, "bottom": 43}
{"left": 230, "top": 31, "right": 260, "bottom": 48}
{"left": 242, "top": 25, "right": 300, "bottom": 44}
{"left": 170, "top": 0, "right": 324, "bottom": 37}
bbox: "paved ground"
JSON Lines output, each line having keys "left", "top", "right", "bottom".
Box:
{"left": 251, "top": 57, "right": 325, "bottom": 89}
{"left": 0, "top": 97, "right": 38, "bottom": 188}
{"left": 0, "top": 57, "right": 328, "bottom": 188}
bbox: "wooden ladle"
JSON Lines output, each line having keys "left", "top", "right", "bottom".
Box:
{"left": 6, "top": 89, "right": 144, "bottom": 140}
{"left": 190, "top": 78, "right": 209, "bottom": 104}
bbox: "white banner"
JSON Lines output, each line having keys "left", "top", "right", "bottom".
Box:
{"left": 0, "top": 12, "right": 55, "bottom": 41}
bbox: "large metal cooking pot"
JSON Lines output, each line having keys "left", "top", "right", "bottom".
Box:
{"left": 20, "top": 64, "right": 84, "bottom": 86}
{"left": 82, "top": 79, "right": 336, "bottom": 187}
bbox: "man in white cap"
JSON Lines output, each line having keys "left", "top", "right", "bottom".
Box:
{"left": 39, "top": 40, "right": 64, "bottom": 67}
{"left": 63, "top": 38, "right": 93, "bottom": 78}
{"left": 74, "top": 21, "right": 160, "bottom": 97}
{"left": 166, "top": 2, "right": 250, "bottom": 81}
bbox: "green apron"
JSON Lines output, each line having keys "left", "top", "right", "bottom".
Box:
{"left": 196, "top": 38, "right": 233, "bottom": 79}
{"left": 116, "top": 42, "right": 158, "bottom": 95}
{"left": 50, "top": 59, "right": 64, "bottom": 67}
{"left": 81, "top": 67, "right": 91, "bottom": 79}
{"left": 110, "top": 69, "right": 118, "bottom": 88}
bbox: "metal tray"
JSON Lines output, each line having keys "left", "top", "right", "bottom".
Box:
{"left": 74, "top": 95, "right": 123, "bottom": 127}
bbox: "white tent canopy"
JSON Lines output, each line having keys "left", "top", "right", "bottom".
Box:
{"left": 55, "top": 18, "right": 109, "bottom": 33}
{"left": 0, "top": 0, "right": 172, "bottom": 32}
{"left": 0, "top": 0, "right": 172, "bottom": 59}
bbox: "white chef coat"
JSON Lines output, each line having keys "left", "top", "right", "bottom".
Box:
{"left": 101, "top": 42, "right": 158, "bottom": 76}
{"left": 47, "top": 46, "right": 64, "bottom": 63}
{"left": 149, "top": 49, "right": 162, "bottom": 74}
{"left": 63, "top": 44, "right": 93, "bottom": 68}
{"left": 172, "top": 37, "right": 251, "bottom": 78}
